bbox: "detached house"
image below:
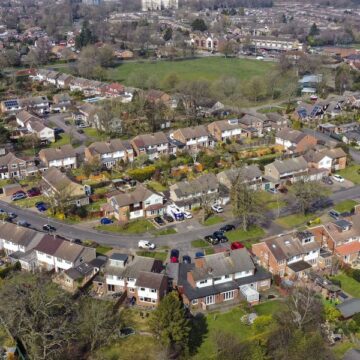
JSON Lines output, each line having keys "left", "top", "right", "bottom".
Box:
{"left": 311, "top": 215, "right": 360, "bottom": 265}
{"left": 252, "top": 230, "right": 321, "bottom": 279}
{"left": 85, "top": 139, "right": 134, "bottom": 168}
{"left": 39, "top": 145, "right": 77, "bottom": 169}
{"left": 106, "top": 184, "right": 165, "bottom": 221}
{"left": 171, "top": 125, "right": 214, "bottom": 149}
{"left": 168, "top": 249, "right": 271, "bottom": 309}
{"left": 304, "top": 147, "right": 347, "bottom": 173}
{"left": 169, "top": 173, "right": 220, "bottom": 210}
{"left": 131, "top": 132, "right": 170, "bottom": 160}
{"left": 102, "top": 253, "right": 167, "bottom": 307}
{"left": 275, "top": 129, "right": 317, "bottom": 153}
{"left": 34, "top": 235, "right": 96, "bottom": 272}
{"left": 207, "top": 119, "right": 243, "bottom": 142}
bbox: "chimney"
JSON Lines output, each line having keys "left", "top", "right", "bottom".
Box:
{"left": 194, "top": 257, "right": 205, "bottom": 268}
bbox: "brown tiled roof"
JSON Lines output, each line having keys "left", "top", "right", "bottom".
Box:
{"left": 175, "top": 125, "right": 209, "bottom": 140}
{"left": 39, "top": 145, "right": 76, "bottom": 162}
{"left": 34, "top": 235, "right": 64, "bottom": 255}
{"left": 111, "top": 184, "right": 157, "bottom": 207}
{"left": 132, "top": 132, "right": 168, "bottom": 148}
{"left": 135, "top": 271, "right": 167, "bottom": 289}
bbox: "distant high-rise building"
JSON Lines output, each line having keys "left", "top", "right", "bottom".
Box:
{"left": 142, "top": 0, "right": 178, "bottom": 11}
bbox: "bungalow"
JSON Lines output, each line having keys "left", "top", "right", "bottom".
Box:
{"left": 311, "top": 215, "right": 360, "bottom": 265}
{"left": 0, "top": 222, "right": 43, "bottom": 255}
{"left": 217, "top": 164, "right": 263, "bottom": 191}
{"left": 207, "top": 119, "right": 243, "bottom": 142}
{"left": 294, "top": 102, "right": 325, "bottom": 122}
{"left": 275, "top": 129, "right": 317, "bottom": 153}
{"left": 265, "top": 113, "right": 289, "bottom": 132}
{"left": 342, "top": 131, "right": 360, "bottom": 146}
{"left": 41, "top": 167, "right": 90, "bottom": 207}
{"left": 304, "top": 147, "right": 347, "bottom": 173}
{"left": 168, "top": 249, "right": 271, "bottom": 310}
{"left": 34, "top": 235, "right": 96, "bottom": 272}
{"left": 252, "top": 230, "right": 321, "bottom": 278}
{"left": 169, "top": 173, "right": 220, "bottom": 210}
{"left": 39, "top": 145, "right": 77, "bottom": 169}
{"left": 85, "top": 139, "right": 134, "bottom": 168}
{"left": 131, "top": 132, "right": 170, "bottom": 160}
{"left": 171, "top": 125, "right": 214, "bottom": 150}
{"left": 106, "top": 184, "right": 165, "bottom": 221}
{"left": 102, "top": 253, "right": 167, "bottom": 306}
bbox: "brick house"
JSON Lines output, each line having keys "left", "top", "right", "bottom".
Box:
{"left": 131, "top": 132, "right": 170, "bottom": 160}
{"left": 0, "top": 152, "right": 35, "bottom": 180}
{"left": 39, "top": 145, "right": 77, "bottom": 169}
{"left": 304, "top": 147, "right": 347, "bottom": 173}
{"left": 171, "top": 125, "right": 214, "bottom": 150}
{"left": 166, "top": 249, "right": 271, "bottom": 310}
{"left": 252, "top": 230, "right": 321, "bottom": 279}
{"left": 275, "top": 129, "right": 317, "bottom": 153}
{"left": 207, "top": 119, "right": 243, "bottom": 142}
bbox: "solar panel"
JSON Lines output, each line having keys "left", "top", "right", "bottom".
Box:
{"left": 297, "top": 109, "right": 307, "bottom": 119}
{"left": 310, "top": 105, "right": 321, "bottom": 117}
{"left": 4, "top": 99, "right": 19, "bottom": 107}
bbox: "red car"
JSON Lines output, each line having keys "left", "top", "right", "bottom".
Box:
{"left": 170, "top": 256, "right": 179, "bottom": 263}
{"left": 27, "top": 188, "right": 41, "bottom": 197}
{"left": 231, "top": 241, "right": 245, "bottom": 250}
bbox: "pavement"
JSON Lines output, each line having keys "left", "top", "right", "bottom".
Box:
{"left": 1, "top": 185, "right": 360, "bottom": 251}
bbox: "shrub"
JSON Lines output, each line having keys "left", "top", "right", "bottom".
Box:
{"left": 128, "top": 165, "right": 156, "bottom": 182}
{"left": 353, "top": 269, "right": 360, "bottom": 283}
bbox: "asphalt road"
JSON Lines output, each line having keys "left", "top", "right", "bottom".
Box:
{"left": 1, "top": 185, "right": 359, "bottom": 250}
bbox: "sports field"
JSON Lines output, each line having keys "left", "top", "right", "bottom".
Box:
{"left": 107, "top": 57, "right": 275, "bottom": 87}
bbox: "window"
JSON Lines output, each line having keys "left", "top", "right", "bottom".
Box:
{"left": 151, "top": 299, "right": 156, "bottom": 303}
{"left": 199, "top": 280, "right": 207, "bottom": 285}
{"left": 140, "top": 287, "right": 145, "bottom": 291}
{"left": 191, "top": 299, "right": 198, "bottom": 305}
{"left": 150, "top": 289, "right": 156, "bottom": 293}
{"left": 222, "top": 290, "right": 235, "bottom": 301}
{"left": 128, "top": 288, "right": 135, "bottom": 293}
{"left": 108, "top": 284, "right": 115, "bottom": 292}
{"left": 205, "top": 295, "right": 215, "bottom": 305}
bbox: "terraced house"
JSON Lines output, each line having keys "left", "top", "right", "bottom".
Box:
{"left": 85, "top": 139, "right": 134, "bottom": 168}
{"left": 131, "top": 132, "right": 171, "bottom": 160}
{"left": 171, "top": 125, "right": 214, "bottom": 149}
{"left": 39, "top": 145, "right": 78, "bottom": 169}
{"left": 207, "top": 119, "right": 243, "bottom": 142}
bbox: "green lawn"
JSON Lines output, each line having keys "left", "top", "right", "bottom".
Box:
{"left": 331, "top": 272, "right": 360, "bottom": 298}
{"left": 15, "top": 195, "right": 46, "bottom": 208}
{"left": 83, "top": 127, "right": 108, "bottom": 141}
{"left": 154, "top": 227, "right": 177, "bottom": 236}
{"left": 192, "top": 300, "right": 282, "bottom": 360}
{"left": 50, "top": 133, "right": 71, "bottom": 147}
{"left": 334, "top": 200, "right": 358, "bottom": 213}
{"left": 337, "top": 165, "right": 360, "bottom": 184}
{"left": 332, "top": 341, "right": 355, "bottom": 360}
{"left": 226, "top": 226, "right": 265, "bottom": 248}
{"left": 136, "top": 250, "right": 168, "bottom": 262}
{"left": 203, "top": 215, "right": 225, "bottom": 226}
{"left": 276, "top": 213, "right": 317, "bottom": 229}
{"left": 96, "top": 245, "right": 113, "bottom": 255}
{"left": 147, "top": 181, "right": 168, "bottom": 192}
{"left": 258, "top": 191, "right": 286, "bottom": 211}
{"left": 96, "top": 219, "right": 155, "bottom": 234}
{"left": 108, "top": 57, "right": 275, "bottom": 89}
{"left": 191, "top": 239, "right": 209, "bottom": 248}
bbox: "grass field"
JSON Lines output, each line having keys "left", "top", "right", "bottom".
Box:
{"left": 337, "top": 165, "right": 360, "bottom": 184}
{"left": 226, "top": 226, "right": 265, "bottom": 247}
{"left": 136, "top": 250, "right": 168, "bottom": 262}
{"left": 96, "top": 245, "right": 113, "bottom": 255}
{"left": 107, "top": 57, "right": 275, "bottom": 89}
{"left": 276, "top": 213, "right": 317, "bottom": 229}
{"left": 334, "top": 200, "right": 358, "bottom": 213}
{"left": 96, "top": 219, "right": 155, "bottom": 234}
{"left": 203, "top": 215, "right": 225, "bottom": 226}
{"left": 50, "top": 134, "right": 71, "bottom": 147}
{"left": 331, "top": 272, "right": 360, "bottom": 298}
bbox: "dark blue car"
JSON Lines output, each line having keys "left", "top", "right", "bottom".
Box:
{"left": 100, "top": 217, "right": 113, "bottom": 225}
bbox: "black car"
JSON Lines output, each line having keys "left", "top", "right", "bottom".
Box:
{"left": 17, "top": 220, "right": 30, "bottom": 227}
{"left": 154, "top": 216, "right": 165, "bottom": 226}
{"left": 205, "top": 235, "right": 219, "bottom": 245}
{"left": 163, "top": 213, "right": 174, "bottom": 223}
{"left": 220, "top": 224, "right": 235, "bottom": 232}
{"left": 170, "top": 249, "right": 179, "bottom": 259}
{"left": 213, "top": 230, "right": 225, "bottom": 238}
{"left": 71, "top": 238, "right": 83, "bottom": 245}
{"left": 213, "top": 231, "right": 228, "bottom": 243}
{"left": 182, "top": 255, "right": 191, "bottom": 264}
{"left": 43, "top": 224, "right": 56, "bottom": 232}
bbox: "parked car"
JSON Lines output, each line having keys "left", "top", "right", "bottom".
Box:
{"left": 170, "top": 249, "right": 179, "bottom": 260}
{"left": 267, "top": 188, "right": 278, "bottom": 194}
{"left": 54, "top": 128, "right": 64, "bottom": 134}
{"left": 182, "top": 255, "right": 191, "bottom": 264}
{"left": 332, "top": 174, "right": 344, "bottom": 183}
{"left": 71, "top": 238, "right": 83, "bottom": 245}
{"left": 6, "top": 212, "right": 17, "bottom": 220}
{"left": 27, "top": 188, "right": 41, "bottom": 197}
{"left": 213, "top": 231, "right": 228, "bottom": 243}
{"left": 329, "top": 210, "right": 340, "bottom": 220}
{"left": 17, "top": 220, "right": 30, "bottom": 227}
{"left": 220, "top": 224, "right": 235, "bottom": 232}
{"left": 205, "top": 235, "right": 219, "bottom": 245}
{"left": 11, "top": 192, "right": 26, "bottom": 201}
{"left": 166, "top": 205, "right": 184, "bottom": 221}
{"left": 322, "top": 176, "right": 333, "bottom": 185}
{"left": 163, "top": 214, "right": 174, "bottom": 223}
{"left": 231, "top": 241, "right": 245, "bottom": 250}
{"left": 195, "top": 251, "right": 205, "bottom": 258}
{"left": 100, "top": 217, "right": 113, "bottom": 225}
{"left": 183, "top": 210, "right": 193, "bottom": 219}
{"left": 211, "top": 204, "right": 224, "bottom": 213}
{"left": 43, "top": 224, "right": 56, "bottom": 232}
{"left": 154, "top": 216, "right": 165, "bottom": 226}
{"left": 138, "top": 240, "right": 155, "bottom": 250}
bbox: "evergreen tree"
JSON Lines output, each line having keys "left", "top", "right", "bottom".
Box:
{"left": 309, "top": 23, "right": 320, "bottom": 36}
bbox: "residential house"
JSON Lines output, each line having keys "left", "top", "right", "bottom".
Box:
{"left": 342, "top": 131, "right": 360, "bottom": 146}
{"left": 106, "top": 184, "right": 165, "bottom": 221}
{"left": 20, "top": 96, "right": 50, "bottom": 114}
{"left": 56, "top": 73, "right": 73, "bottom": 89}
{"left": 0, "top": 99, "right": 22, "bottom": 114}
{"left": 102, "top": 253, "right": 167, "bottom": 306}
{"left": 74, "top": 103, "right": 99, "bottom": 127}
{"left": 217, "top": 165, "right": 263, "bottom": 191}
{"left": 52, "top": 93, "right": 72, "bottom": 112}
{"left": 102, "top": 83, "right": 125, "bottom": 98}
{"left": 41, "top": 167, "right": 90, "bottom": 207}
{"left": 252, "top": 230, "right": 321, "bottom": 279}
{"left": 0, "top": 222, "right": 43, "bottom": 255}
{"left": 311, "top": 215, "right": 360, "bottom": 265}
{"left": 25, "top": 119, "right": 55, "bottom": 143}
{"left": 145, "top": 90, "right": 171, "bottom": 105}
{"left": 207, "top": 119, "right": 243, "bottom": 142}
{"left": 264, "top": 156, "right": 309, "bottom": 186}
{"left": 34, "top": 235, "right": 96, "bottom": 272}
{"left": 39, "top": 145, "right": 77, "bottom": 169}
{"left": 294, "top": 102, "right": 324, "bottom": 122}
{"left": 169, "top": 173, "right": 220, "bottom": 210}
{"left": 239, "top": 113, "right": 268, "bottom": 137}
{"left": 304, "top": 147, "right": 347, "bottom": 173}
{"left": 265, "top": 113, "right": 289, "bottom": 132}
{"left": 85, "top": 139, "right": 134, "bottom": 168}
{"left": 275, "top": 129, "right": 317, "bottom": 153}
{"left": 168, "top": 249, "right": 271, "bottom": 309}
{"left": 171, "top": 125, "right": 213, "bottom": 150}
{"left": 131, "top": 132, "right": 170, "bottom": 160}
{"left": 0, "top": 152, "right": 30, "bottom": 179}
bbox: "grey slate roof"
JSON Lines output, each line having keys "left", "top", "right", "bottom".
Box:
{"left": 0, "top": 222, "right": 43, "bottom": 247}
{"left": 337, "top": 298, "right": 360, "bottom": 318}
{"left": 268, "top": 156, "right": 308, "bottom": 175}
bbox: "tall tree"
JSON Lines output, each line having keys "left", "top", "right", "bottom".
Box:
{"left": 149, "top": 292, "right": 190, "bottom": 355}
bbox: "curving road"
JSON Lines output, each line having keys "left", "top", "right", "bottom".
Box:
{"left": 1, "top": 185, "right": 359, "bottom": 250}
